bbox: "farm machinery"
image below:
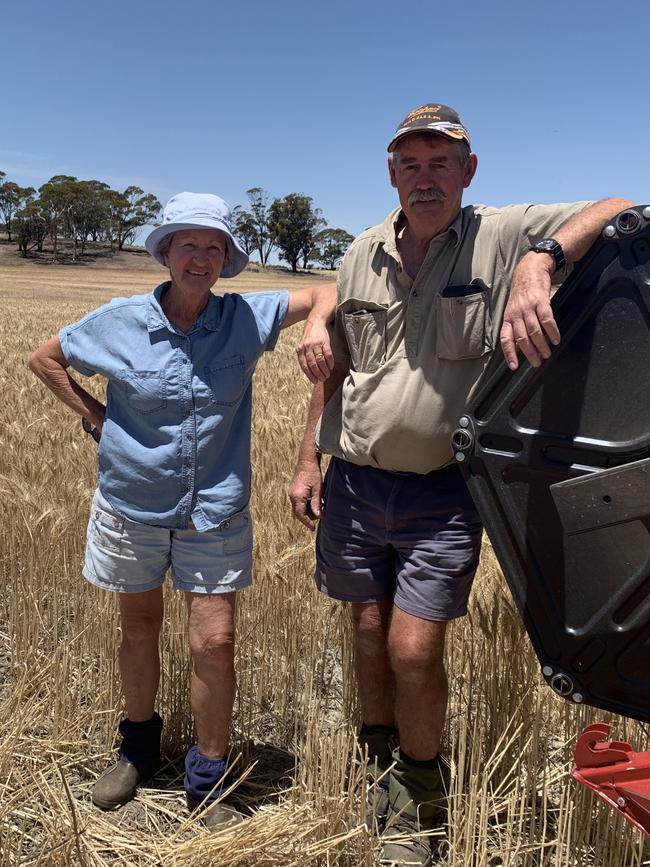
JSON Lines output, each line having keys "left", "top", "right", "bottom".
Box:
{"left": 451, "top": 205, "right": 650, "bottom": 834}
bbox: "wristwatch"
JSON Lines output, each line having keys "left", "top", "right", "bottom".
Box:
{"left": 530, "top": 238, "right": 566, "bottom": 273}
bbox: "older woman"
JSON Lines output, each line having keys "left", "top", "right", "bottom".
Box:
{"left": 29, "top": 192, "right": 335, "bottom": 828}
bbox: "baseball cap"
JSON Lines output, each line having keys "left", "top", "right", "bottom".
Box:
{"left": 388, "top": 104, "right": 471, "bottom": 152}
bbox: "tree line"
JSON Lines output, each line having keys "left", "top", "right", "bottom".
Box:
{"left": 0, "top": 171, "right": 162, "bottom": 261}
{"left": 233, "top": 187, "right": 353, "bottom": 271}
{"left": 0, "top": 172, "right": 354, "bottom": 270}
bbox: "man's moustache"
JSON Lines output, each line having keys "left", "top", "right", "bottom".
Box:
{"left": 408, "top": 189, "right": 446, "bottom": 206}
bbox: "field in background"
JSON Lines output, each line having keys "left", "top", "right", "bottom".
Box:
{"left": 1, "top": 260, "right": 648, "bottom": 866}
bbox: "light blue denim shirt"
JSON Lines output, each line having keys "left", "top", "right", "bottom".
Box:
{"left": 60, "top": 283, "right": 289, "bottom": 531}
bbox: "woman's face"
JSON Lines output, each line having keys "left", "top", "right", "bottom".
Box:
{"left": 163, "top": 228, "right": 228, "bottom": 295}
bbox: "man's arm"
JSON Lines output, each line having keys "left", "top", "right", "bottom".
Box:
{"left": 500, "top": 197, "right": 634, "bottom": 370}
{"left": 288, "top": 361, "right": 349, "bottom": 530}
{"left": 281, "top": 282, "right": 337, "bottom": 383}
{"left": 28, "top": 336, "right": 106, "bottom": 430}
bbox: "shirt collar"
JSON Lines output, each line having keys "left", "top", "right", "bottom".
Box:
{"left": 147, "top": 282, "right": 222, "bottom": 333}
{"left": 380, "top": 206, "right": 464, "bottom": 257}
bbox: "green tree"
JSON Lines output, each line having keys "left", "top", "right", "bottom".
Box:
{"left": 232, "top": 205, "right": 257, "bottom": 257}
{"left": 268, "top": 193, "right": 324, "bottom": 273}
{"left": 310, "top": 228, "right": 354, "bottom": 270}
{"left": 0, "top": 181, "right": 36, "bottom": 242}
{"left": 240, "top": 187, "right": 276, "bottom": 265}
{"left": 108, "top": 186, "right": 161, "bottom": 250}
{"left": 13, "top": 202, "right": 47, "bottom": 257}
{"left": 38, "top": 175, "right": 78, "bottom": 256}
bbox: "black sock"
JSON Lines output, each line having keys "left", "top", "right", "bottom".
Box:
{"left": 399, "top": 748, "right": 438, "bottom": 769}
{"left": 360, "top": 722, "right": 398, "bottom": 737}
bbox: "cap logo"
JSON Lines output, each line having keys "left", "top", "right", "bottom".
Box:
{"left": 407, "top": 105, "right": 442, "bottom": 123}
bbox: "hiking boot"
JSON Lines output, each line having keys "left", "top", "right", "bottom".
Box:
{"left": 358, "top": 723, "right": 397, "bottom": 833}
{"left": 366, "top": 776, "right": 390, "bottom": 834}
{"left": 381, "top": 805, "right": 446, "bottom": 866}
{"left": 380, "top": 749, "right": 451, "bottom": 864}
{"left": 187, "top": 795, "right": 246, "bottom": 831}
{"left": 92, "top": 757, "right": 159, "bottom": 810}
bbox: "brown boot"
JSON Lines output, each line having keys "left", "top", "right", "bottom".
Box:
{"left": 92, "top": 713, "right": 163, "bottom": 810}
{"left": 187, "top": 795, "right": 246, "bottom": 831}
{"left": 92, "top": 758, "right": 149, "bottom": 810}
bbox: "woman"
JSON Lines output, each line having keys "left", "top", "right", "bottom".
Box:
{"left": 29, "top": 191, "right": 335, "bottom": 828}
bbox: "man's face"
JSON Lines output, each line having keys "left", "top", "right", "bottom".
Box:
{"left": 388, "top": 134, "right": 477, "bottom": 235}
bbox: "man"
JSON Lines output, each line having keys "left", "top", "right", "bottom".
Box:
{"left": 289, "top": 104, "right": 632, "bottom": 865}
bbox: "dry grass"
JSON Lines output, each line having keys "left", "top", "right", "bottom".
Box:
{"left": 1, "top": 261, "right": 649, "bottom": 865}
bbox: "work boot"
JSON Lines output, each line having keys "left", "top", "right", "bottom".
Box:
{"left": 92, "top": 713, "right": 163, "bottom": 810}
{"left": 184, "top": 746, "right": 245, "bottom": 831}
{"left": 358, "top": 723, "right": 397, "bottom": 833}
{"left": 186, "top": 796, "right": 245, "bottom": 831}
{"left": 380, "top": 748, "right": 450, "bottom": 865}
{"left": 381, "top": 806, "right": 447, "bottom": 866}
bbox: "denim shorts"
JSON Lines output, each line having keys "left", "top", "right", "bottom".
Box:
{"left": 83, "top": 488, "right": 253, "bottom": 594}
{"left": 315, "top": 458, "right": 483, "bottom": 621}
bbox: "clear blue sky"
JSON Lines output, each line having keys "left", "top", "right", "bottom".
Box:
{"left": 2, "top": 0, "right": 648, "bottom": 248}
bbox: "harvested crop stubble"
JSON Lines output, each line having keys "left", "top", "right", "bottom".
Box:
{"left": 1, "top": 268, "right": 649, "bottom": 866}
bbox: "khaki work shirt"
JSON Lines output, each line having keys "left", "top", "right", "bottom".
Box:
{"left": 316, "top": 201, "right": 589, "bottom": 473}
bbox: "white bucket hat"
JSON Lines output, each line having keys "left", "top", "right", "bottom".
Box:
{"left": 145, "top": 192, "right": 249, "bottom": 278}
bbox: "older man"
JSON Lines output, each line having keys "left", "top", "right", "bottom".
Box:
{"left": 289, "top": 104, "right": 632, "bottom": 865}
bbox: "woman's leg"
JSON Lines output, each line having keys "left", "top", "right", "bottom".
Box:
{"left": 185, "top": 591, "right": 237, "bottom": 758}
{"left": 118, "top": 587, "right": 164, "bottom": 720}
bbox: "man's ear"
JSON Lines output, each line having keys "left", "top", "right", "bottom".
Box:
{"left": 388, "top": 156, "right": 397, "bottom": 188}
{"left": 463, "top": 153, "right": 478, "bottom": 189}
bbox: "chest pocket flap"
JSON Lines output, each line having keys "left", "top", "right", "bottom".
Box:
{"left": 435, "top": 281, "right": 493, "bottom": 360}
{"left": 340, "top": 299, "right": 388, "bottom": 372}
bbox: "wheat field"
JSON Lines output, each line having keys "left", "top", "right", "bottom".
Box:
{"left": 1, "top": 261, "right": 648, "bottom": 866}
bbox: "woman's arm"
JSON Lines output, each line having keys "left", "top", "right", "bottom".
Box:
{"left": 282, "top": 282, "right": 337, "bottom": 383}
{"left": 28, "top": 336, "right": 106, "bottom": 431}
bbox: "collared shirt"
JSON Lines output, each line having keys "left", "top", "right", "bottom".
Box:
{"left": 60, "top": 282, "right": 288, "bottom": 530}
{"left": 317, "top": 201, "right": 589, "bottom": 474}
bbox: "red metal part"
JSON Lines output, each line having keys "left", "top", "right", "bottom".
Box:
{"left": 572, "top": 723, "right": 650, "bottom": 836}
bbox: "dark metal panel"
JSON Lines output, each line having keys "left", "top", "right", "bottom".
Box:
{"left": 452, "top": 205, "right": 650, "bottom": 721}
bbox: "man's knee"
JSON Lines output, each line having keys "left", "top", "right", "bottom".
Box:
{"left": 388, "top": 622, "right": 447, "bottom": 685}
{"left": 352, "top": 601, "right": 392, "bottom": 657}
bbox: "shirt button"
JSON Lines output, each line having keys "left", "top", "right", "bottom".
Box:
{"left": 223, "top": 520, "right": 230, "bottom": 529}
{"left": 412, "top": 291, "right": 418, "bottom": 297}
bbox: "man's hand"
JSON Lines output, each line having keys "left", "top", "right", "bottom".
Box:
{"left": 500, "top": 252, "right": 560, "bottom": 370}
{"left": 289, "top": 459, "right": 323, "bottom": 531}
{"left": 295, "top": 318, "right": 334, "bottom": 383}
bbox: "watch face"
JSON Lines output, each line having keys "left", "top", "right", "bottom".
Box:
{"left": 536, "top": 239, "right": 555, "bottom": 252}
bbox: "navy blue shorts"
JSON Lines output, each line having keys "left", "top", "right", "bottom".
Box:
{"left": 315, "top": 458, "right": 483, "bottom": 621}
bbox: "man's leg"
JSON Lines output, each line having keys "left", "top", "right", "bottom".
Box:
{"left": 351, "top": 600, "right": 395, "bottom": 727}
{"left": 352, "top": 600, "right": 398, "bottom": 831}
{"left": 389, "top": 608, "right": 447, "bottom": 760}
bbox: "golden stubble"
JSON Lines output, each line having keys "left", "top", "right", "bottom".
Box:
{"left": 0, "top": 264, "right": 648, "bottom": 865}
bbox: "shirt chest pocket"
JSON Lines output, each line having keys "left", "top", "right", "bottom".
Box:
{"left": 205, "top": 355, "right": 245, "bottom": 406}
{"left": 341, "top": 301, "right": 388, "bottom": 372}
{"left": 435, "top": 283, "right": 493, "bottom": 360}
{"left": 116, "top": 370, "right": 167, "bottom": 414}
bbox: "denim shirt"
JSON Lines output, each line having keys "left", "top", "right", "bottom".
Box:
{"left": 60, "top": 282, "right": 289, "bottom": 530}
